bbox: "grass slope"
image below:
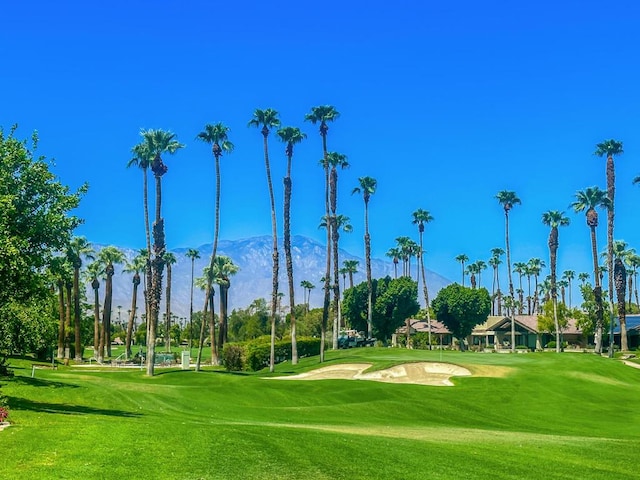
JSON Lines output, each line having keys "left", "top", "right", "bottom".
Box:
{"left": 1, "top": 349, "right": 639, "bottom": 479}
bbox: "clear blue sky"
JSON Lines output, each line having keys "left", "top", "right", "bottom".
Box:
{"left": 2, "top": 0, "right": 640, "bottom": 300}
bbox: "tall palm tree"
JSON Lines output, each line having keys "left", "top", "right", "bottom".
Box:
{"left": 324, "top": 152, "right": 350, "bottom": 349}
{"left": 195, "top": 265, "right": 217, "bottom": 370}
{"left": 412, "top": 208, "right": 434, "bottom": 348}
{"left": 513, "top": 262, "right": 527, "bottom": 314}
{"left": 466, "top": 263, "right": 478, "bottom": 289}
{"left": 140, "top": 128, "right": 184, "bottom": 375}
{"left": 305, "top": 105, "right": 339, "bottom": 362}
{"left": 212, "top": 255, "right": 239, "bottom": 349}
{"left": 185, "top": 248, "right": 201, "bottom": 353}
{"left": 50, "top": 256, "right": 71, "bottom": 359}
{"left": 96, "top": 246, "right": 125, "bottom": 361}
{"left": 542, "top": 210, "right": 570, "bottom": 353}
{"left": 248, "top": 108, "right": 281, "bottom": 372}
{"left": 163, "top": 252, "right": 177, "bottom": 352}
{"left": 455, "top": 254, "right": 469, "bottom": 286}
{"left": 496, "top": 190, "right": 521, "bottom": 352}
{"left": 562, "top": 270, "right": 575, "bottom": 309}
{"left": 571, "top": 186, "right": 610, "bottom": 353}
{"left": 276, "top": 126, "right": 306, "bottom": 364}
{"left": 595, "top": 139, "right": 623, "bottom": 357}
{"left": 353, "top": 176, "right": 377, "bottom": 338}
{"left": 342, "top": 259, "right": 359, "bottom": 289}
{"left": 489, "top": 248, "right": 505, "bottom": 315}
{"left": 578, "top": 272, "right": 590, "bottom": 285}
{"left": 558, "top": 279, "right": 569, "bottom": 306}
{"left": 527, "top": 258, "right": 546, "bottom": 314}
{"left": 123, "top": 252, "right": 145, "bottom": 359}
{"left": 196, "top": 123, "right": 233, "bottom": 353}
{"left": 66, "top": 236, "right": 94, "bottom": 361}
{"left": 386, "top": 247, "right": 401, "bottom": 279}
{"left": 474, "top": 260, "right": 487, "bottom": 288}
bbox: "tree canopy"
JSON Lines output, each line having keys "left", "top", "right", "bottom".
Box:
{"left": 0, "top": 126, "right": 86, "bottom": 353}
{"left": 431, "top": 284, "right": 490, "bottom": 347}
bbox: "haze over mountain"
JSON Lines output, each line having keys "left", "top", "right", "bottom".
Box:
{"left": 91, "top": 235, "right": 452, "bottom": 324}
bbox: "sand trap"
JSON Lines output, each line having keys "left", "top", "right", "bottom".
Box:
{"left": 270, "top": 362, "right": 472, "bottom": 386}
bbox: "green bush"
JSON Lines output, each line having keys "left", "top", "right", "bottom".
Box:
{"left": 222, "top": 344, "right": 245, "bottom": 372}
{"left": 239, "top": 337, "right": 322, "bottom": 371}
{"left": 545, "top": 341, "right": 568, "bottom": 349}
{"left": 515, "top": 345, "right": 529, "bottom": 350}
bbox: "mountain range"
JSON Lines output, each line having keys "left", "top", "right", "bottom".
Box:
{"left": 91, "top": 235, "right": 452, "bottom": 323}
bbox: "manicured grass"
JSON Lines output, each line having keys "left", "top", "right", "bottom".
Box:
{"left": 1, "top": 349, "right": 639, "bottom": 479}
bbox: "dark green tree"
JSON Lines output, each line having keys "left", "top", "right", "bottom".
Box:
{"left": 431, "top": 284, "right": 491, "bottom": 350}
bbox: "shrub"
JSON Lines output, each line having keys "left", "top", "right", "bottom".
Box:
{"left": 0, "top": 356, "right": 14, "bottom": 377}
{"left": 515, "top": 345, "right": 529, "bottom": 350}
{"left": 546, "top": 341, "right": 568, "bottom": 349}
{"left": 222, "top": 344, "right": 245, "bottom": 372}
{"left": 242, "top": 337, "right": 322, "bottom": 371}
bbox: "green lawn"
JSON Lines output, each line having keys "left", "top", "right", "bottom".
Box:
{"left": 1, "top": 349, "right": 639, "bottom": 479}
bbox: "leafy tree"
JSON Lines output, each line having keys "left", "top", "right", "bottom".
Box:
{"left": 432, "top": 284, "right": 491, "bottom": 350}
{"left": 275, "top": 126, "right": 306, "bottom": 364}
{"left": 342, "top": 276, "right": 419, "bottom": 342}
{"left": 0, "top": 127, "right": 86, "bottom": 356}
{"left": 248, "top": 108, "right": 281, "bottom": 372}
{"left": 575, "top": 282, "right": 610, "bottom": 338}
{"left": 537, "top": 300, "right": 570, "bottom": 345}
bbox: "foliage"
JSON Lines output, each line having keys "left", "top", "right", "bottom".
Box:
{"left": 0, "top": 127, "right": 86, "bottom": 354}
{"left": 432, "top": 284, "right": 491, "bottom": 346}
{"left": 537, "top": 300, "right": 570, "bottom": 333}
{"left": 575, "top": 283, "right": 610, "bottom": 336}
{"left": 243, "top": 336, "right": 321, "bottom": 371}
{"left": 342, "top": 276, "right": 420, "bottom": 341}
{"left": 0, "top": 405, "right": 9, "bottom": 422}
{"left": 221, "top": 344, "right": 245, "bottom": 371}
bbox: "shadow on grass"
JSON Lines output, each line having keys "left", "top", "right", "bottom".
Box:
{"left": 154, "top": 369, "right": 250, "bottom": 378}
{"left": 6, "top": 376, "right": 80, "bottom": 389}
{"left": 8, "top": 396, "right": 142, "bottom": 417}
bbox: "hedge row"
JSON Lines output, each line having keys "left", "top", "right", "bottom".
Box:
{"left": 222, "top": 337, "right": 322, "bottom": 371}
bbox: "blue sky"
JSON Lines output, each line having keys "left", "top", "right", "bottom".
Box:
{"left": 2, "top": 0, "right": 640, "bottom": 301}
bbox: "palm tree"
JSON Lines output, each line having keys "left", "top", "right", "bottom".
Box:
{"left": 455, "top": 254, "right": 469, "bottom": 286}
{"left": 466, "top": 263, "right": 478, "bottom": 289}
{"left": 562, "top": 270, "right": 575, "bottom": 309}
{"left": 196, "top": 123, "right": 234, "bottom": 351}
{"left": 625, "top": 253, "right": 640, "bottom": 310}
{"left": 96, "top": 246, "right": 125, "bottom": 361}
{"left": 86, "top": 261, "right": 102, "bottom": 359}
{"left": 527, "top": 258, "right": 546, "bottom": 314}
{"left": 305, "top": 105, "right": 339, "bottom": 363}
{"left": 139, "top": 128, "right": 184, "bottom": 375}
{"left": 212, "top": 255, "right": 239, "bottom": 349}
{"left": 571, "top": 186, "right": 611, "bottom": 353}
{"left": 558, "top": 279, "right": 569, "bottom": 306}
{"left": 300, "top": 280, "right": 315, "bottom": 313}
{"left": 489, "top": 248, "right": 505, "bottom": 315}
{"left": 248, "top": 108, "right": 281, "bottom": 372}
{"left": 496, "top": 190, "right": 521, "bottom": 352}
{"left": 276, "top": 126, "right": 306, "bottom": 364}
{"left": 195, "top": 265, "right": 217, "bottom": 370}
{"left": 386, "top": 247, "right": 402, "bottom": 279}
{"left": 342, "top": 259, "right": 359, "bottom": 289}
{"left": 163, "top": 252, "right": 177, "bottom": 352}
{"left": 123, "top": 252, "right": 145, "bottom": 359}
{"left": 542, "top": 210, "right": 570, "bottom": 353}
{"left": 185, "top": 248, "right": 200, "bottom": 353}
{"left": 50, "top": 256, "right": 71, "bottom": 359}
{"left": 474, "top": 260, "right": 487, "bottom": 288}
{"left": 66, "top": 236, "right": 93, "bottom": 361}
{"left": 353, "top": 176, "right": 377, "bottom": 339}
{"left": 513, "top": 262, "right": 527, "bottom": 314}
{"left": 325, "top": 152, "right": 350, "bottom": 349}
{"left": 578, "top": 272, "right": 590, "bottom": 285}
{"left": 411, "top": 208, "right": 434, "bottom": 348}
{"left": 595, "top": 140, "right": 624, "bottom": 357}
{"left": 611, "top": 240, "right": 634, "bottom": 351}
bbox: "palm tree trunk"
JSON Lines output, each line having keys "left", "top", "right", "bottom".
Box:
{"left": 418, "top": 231, "right": 431, "bottom": 349}
{"left": 364, "top": 204, "right": 373, "bottom": 339}
{"left": 57, "top": 281, "right": 65, "bottom": 358}
{"left": 148, "top": 172, "right": 166, "bottom": 376}
{"left": 590, "top": 225, "right": 603, "bottom": 353}
{"left": 189, "top": 259, "right": 195, "bottom": 357}
{"left": 549, "top": 227, "right": 560, "bottom": 353}
{"left": 91, "top": 279, "right": 100, "bottom": 360}
{"left": 165, "top": 263, "right": 172, "bottom": 352}
{"left": 261, "top": 131, "right": 279, "bottom": 373}
{"left": 505, "top": 210, "right": 515, "bottom": 352}
{"left": 195, "top": 293, "right": 208, "bottom": 371}
{"left": 102, "top": 267, "right": 114, "bottom": 359}
{"left": 321, "top": 154, "right": 331, "bottom": 362}
{"left": 73, "top": 267, "right": 82, "bottom": 361}
{"left": 126, "top": 274, "right": 139, "bottom": 359}
{"left": 64, "top": 281, "right": 72, "bottom": 363}
{"left": 284, "top": 168, "right": 298, "bottom": 364}
{"left": 208, "top": 287, "right": 218, "bottom": 366}
{"left": 615, "top": 259, "right": 627, "bottom": 351}
{"left": 606, "top": 154, "right": 615, "bottom": 357}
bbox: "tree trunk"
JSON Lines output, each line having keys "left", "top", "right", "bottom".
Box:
{"left": 418, "top": 231, "right": 431, "bottom": 349}
{"left": 126, "top": 273, "right": 139, "bottom": 359}
{"left": 209, "top": 288, "right": 218, "bottom": 365}
{"left": 73, "top": 266, "right": 82, "bottom": 361}
{"left": 165, "top": 263, "right": 172, "bottom": 352}
{"left": 505, "top": 210, "right": 515, "bottom": 352}
{"left": 590, "top": 223, "right": 603, "bottom": 354}
{"left": 606, "top": 154, "right": 615, "bottom": 357}
{"left": 615, "top": 258, "right": 627, "bottom": 351}
{"left": 64, "top": 281, "right": 72, "bottom": 363}
{"left": 57, "top": 281, "right": 65, "bottom": 358}
{"left": 92, "top": 278, "right": 100, "bottom": 360}
{"left": 283, "top": 173, "right": 298, "bottom": 364}
{"left": 549, "top": 227, "right": 560, "bottom": 353}
{"left": 102, "top": 264, "right": 114, "bottom": 359}
{"left": 321, "top": 151, "right": 331, "bottom": 363}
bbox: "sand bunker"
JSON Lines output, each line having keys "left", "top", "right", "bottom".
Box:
{"left": 271, "top": 362, "right": 472, "bottom": 386}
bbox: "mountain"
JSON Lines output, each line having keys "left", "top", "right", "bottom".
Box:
{"left": 90, "top": 235, "right": 452, "bottom": 323}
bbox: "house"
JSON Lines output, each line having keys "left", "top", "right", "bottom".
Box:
{"left": 395, "top": 315, "right": 586, "bottom": 350}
